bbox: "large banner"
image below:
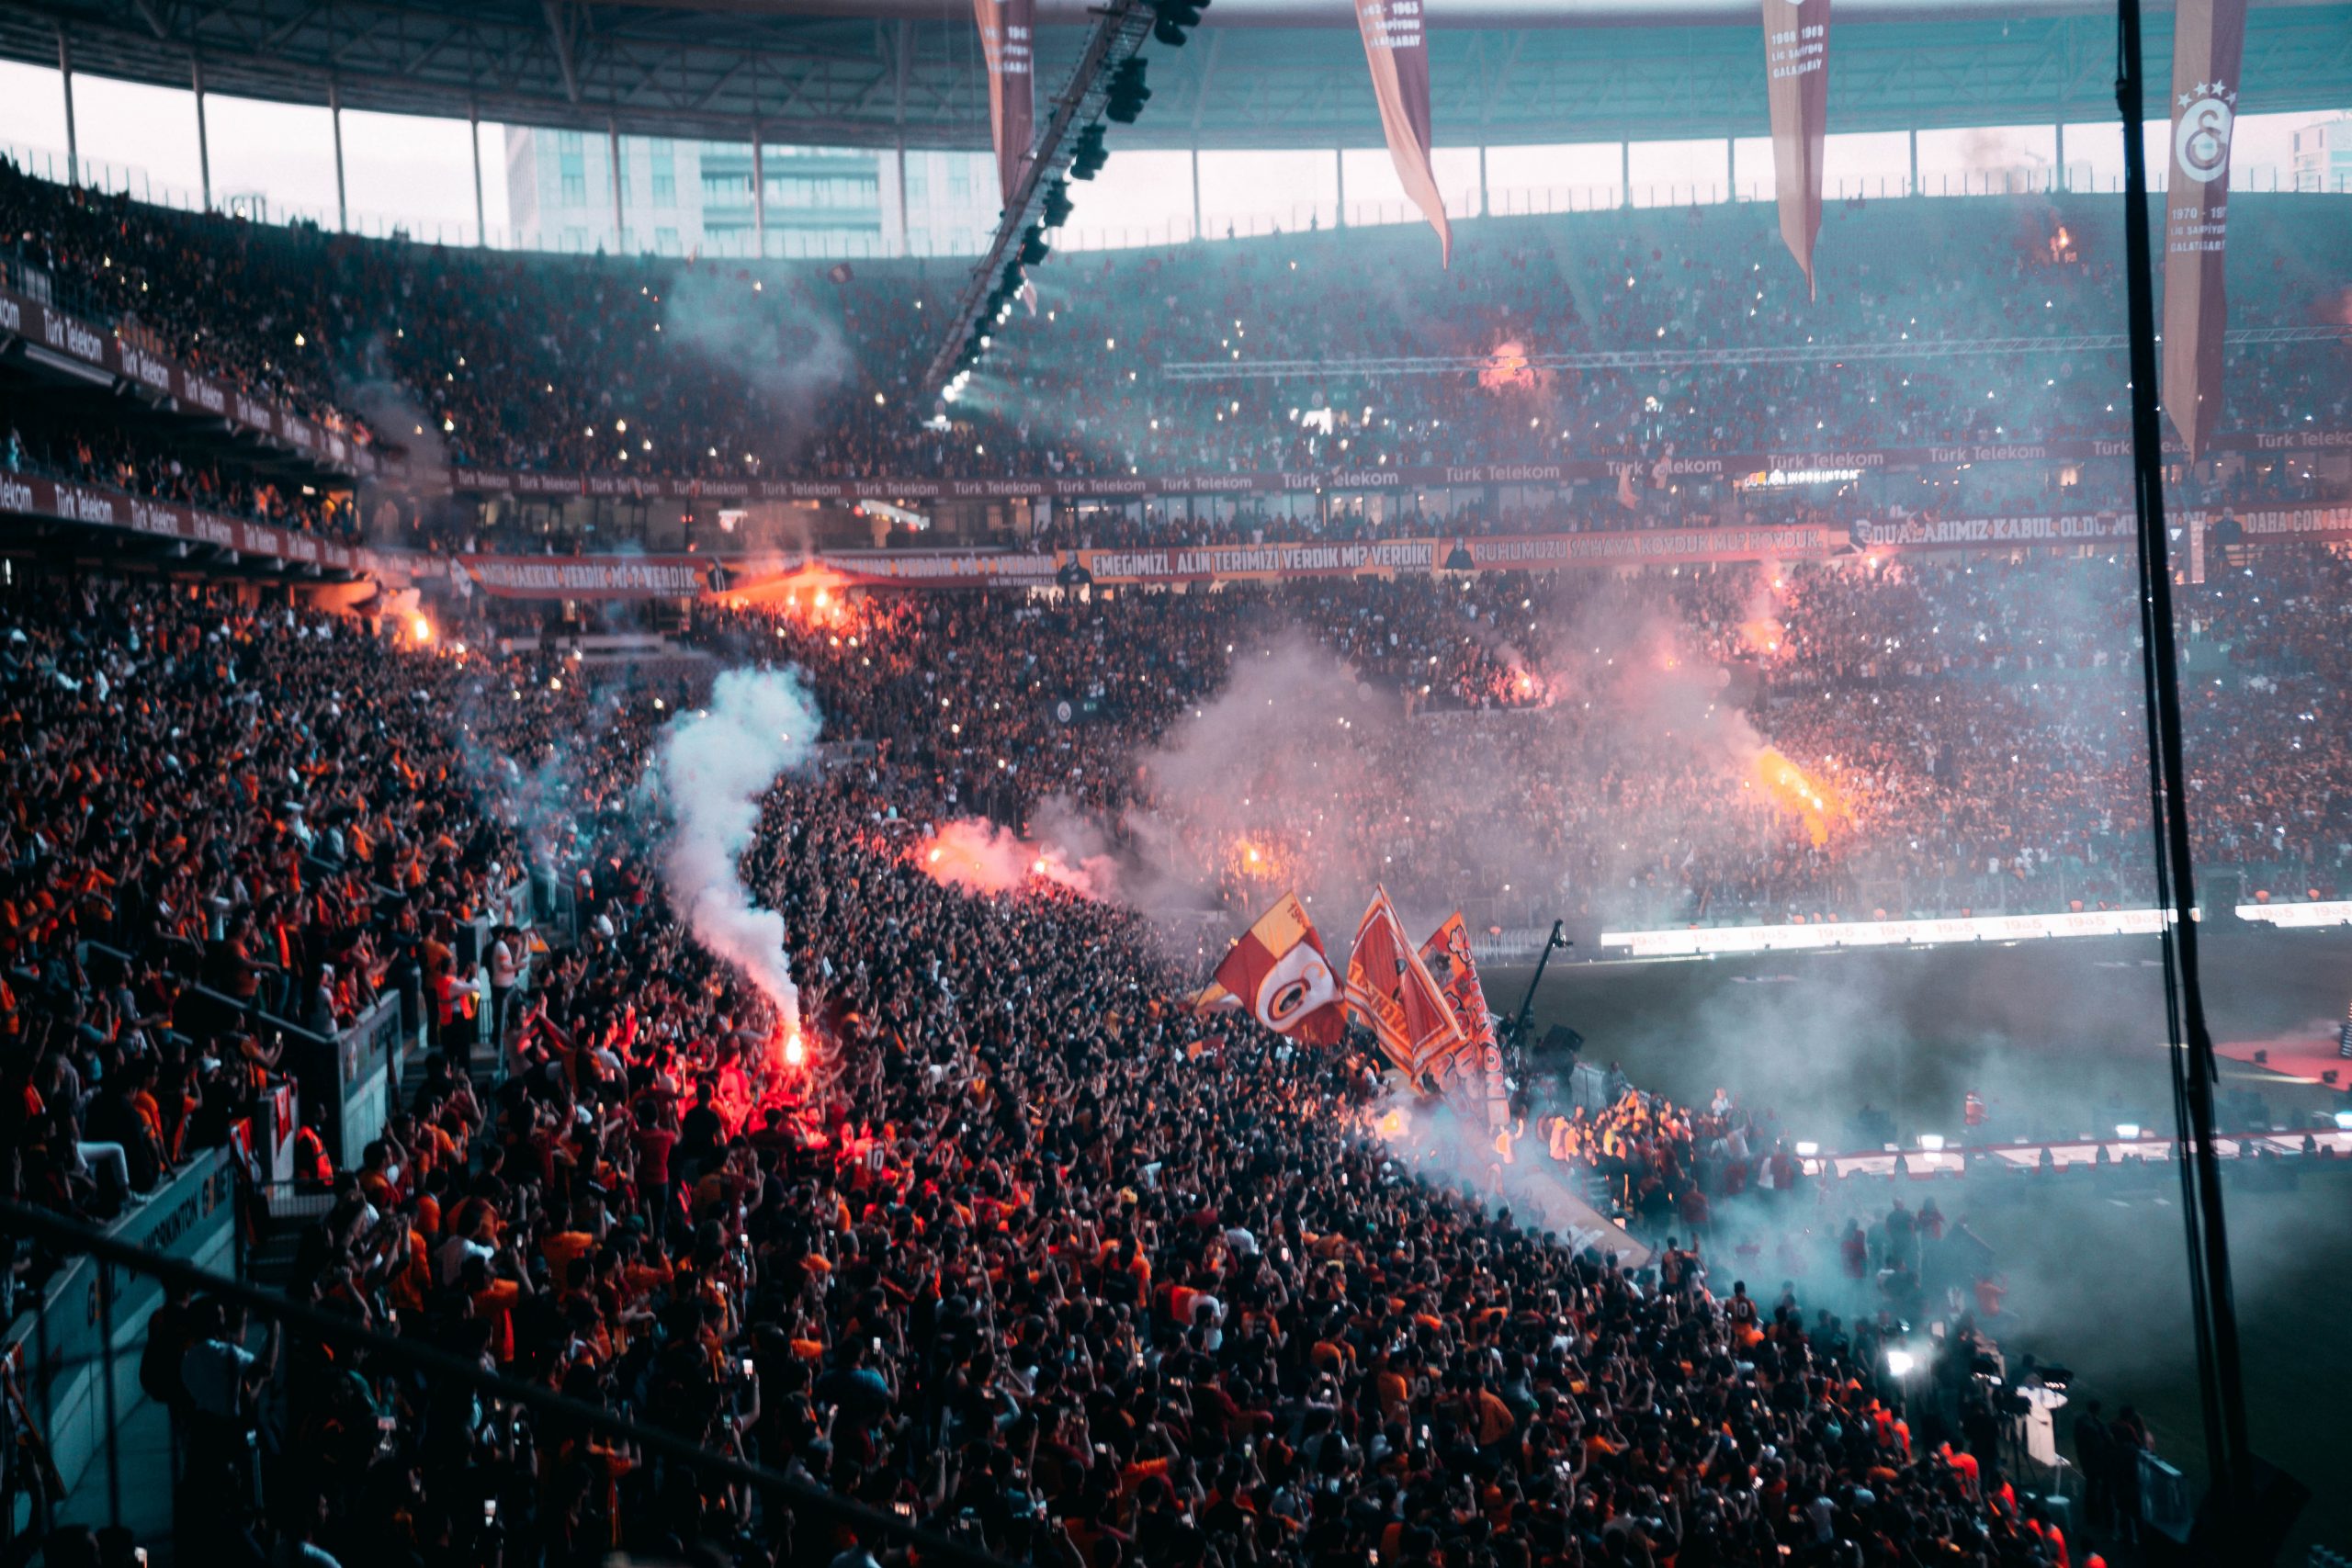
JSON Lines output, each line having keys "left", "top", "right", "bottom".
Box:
{"left": 0, "top": 284, "right": 375, "bottom": 474}
{"left": 822, "top": 548, "right": 1059, "bottom": 588}
{"left": 2161, "top": 0, "right": 2246, "bottom": 459}
{"left": 435, "top": 428, "right": 2352, "bottom": 504}
{"left": 458, "top": 554, "right": 718, "bottom": 599}
{"left": 1351, "top": 0, "right": 1452, "bottom": 265}
{"left": 1761, "top": 0, "right": 1830, "bottom": 297}
{"left": 12, "top": 480, "right": 2350, "bottom": 600}
{"left": 1077, "top": 537, "right": 1440, "bottom": 582}
{"left": 974, "top": 0, "right": 1036, "bottom": 209}
{"left": 1849, "top": 503, "right": 2352, "bottom": 550}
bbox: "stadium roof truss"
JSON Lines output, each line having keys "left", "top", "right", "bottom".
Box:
{"left": 4, "top": 0, "right": 2349, "bottom": 152}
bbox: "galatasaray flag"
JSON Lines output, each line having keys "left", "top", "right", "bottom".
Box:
{"left": 1345, "top": 886, "right": 1464, "bottom": 1077}
{"left": 2161, "top": 0, "right": 2246, "bottom": 459}
{"left": 1208, "top": 891, "right": 1344, "bottom": 1044}
{"left": 1420, "top": 912, "right": 1510, "bottom": 1132}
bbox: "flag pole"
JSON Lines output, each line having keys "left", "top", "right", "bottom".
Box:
{"left": 1504, "top": 919, "right": 1569, "bottom": 1050}
{"left": 2114, "top": 0, "right": 2254, "bottom": 1532}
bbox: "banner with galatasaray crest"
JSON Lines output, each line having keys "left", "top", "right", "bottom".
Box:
{"left": 1351, "top": 0, "right": 1452, "bottom": 265}
{"left": 1345, "top": 886, "right": 1464, "bottom": 1077}
{"left": 973, "top": 0, "right": 1036, "bottom": 209}
{"left": 2161, "top": 0, "right": 2246, "bottom": 459}
{"left": 1201, "top": 891, "right": 1345, "bottom": 1044}
{"left": 1760, "top": 0, "right": 1830, "bottom": 298}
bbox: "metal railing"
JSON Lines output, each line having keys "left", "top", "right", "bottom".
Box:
{"left": 1, "top": 1153, "right": 243, "bottom": 1557}
{"left": 0, "top": 1201, "right": 1017, "bottom": 1568}
{"left": 79, "top": 939, "right": 398, "bottom": 1168}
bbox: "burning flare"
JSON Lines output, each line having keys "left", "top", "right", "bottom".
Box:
{"left": 916, "top": 818, "right": 1109, "bottom": 897}
{"left": 1227, "top": 836, "right": 1294, "bottom": 886}
{"left": 1477, "top": 339, "right": 1542, "bottom": 392}
{"left": 1751, "top": 746, "right": 1855, "bottom": 848}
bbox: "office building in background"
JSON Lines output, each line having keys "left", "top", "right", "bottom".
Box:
{"left": 503, "top": 129, "right": 1001, "bottom": 257}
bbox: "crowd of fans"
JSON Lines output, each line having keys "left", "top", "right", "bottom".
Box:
{"left": 688, "top": 546, "right": 2352, "bottom": 931}
{"left": 3, "top": 555, "right": 2150, "bottom": 1568}
{"left": 14, "top": 146, "right": 2349, "bottom": 1568}
{"left": 7, "top": 155, "right": 2351, "bottom": 523}
{"left": 0, "top": 392, "right": 352, "bottom": 540}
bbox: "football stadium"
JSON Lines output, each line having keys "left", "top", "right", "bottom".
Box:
{"left": 0, "top": 0, "right": 2348, "bottom": 1563}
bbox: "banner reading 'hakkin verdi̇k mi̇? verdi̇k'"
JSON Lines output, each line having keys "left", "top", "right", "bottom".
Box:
{"left": 2162, "top": 0, "right": 2247, "bottom": 460}
{"left": 1351, "top": 0, "right": 1452, "bottom": 265}
{"left": 973, "top": 0, "right": 1035, "bottom": 209}
{"left": 1760, "top": 0, "right": 1829, "bottom": 298}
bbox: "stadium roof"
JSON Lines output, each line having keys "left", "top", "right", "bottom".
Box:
{"left": 4, "top": 0, "right": 2347, "bottom": 152}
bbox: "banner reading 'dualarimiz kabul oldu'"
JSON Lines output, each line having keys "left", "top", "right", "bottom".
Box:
{"left": 2162, "top": 0, "right": 2246, "bottom": 460}
{"left": 973, "top": 0, "right": 1035, "bottom": 209}
{"left": 1761, "top": 0, "right": 1829, "bottom": 298}
{"left": 1351, "top": 0, "right": 1452, "bottom": 265}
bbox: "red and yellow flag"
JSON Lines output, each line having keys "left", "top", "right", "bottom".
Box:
{"left": 1344, "top": 886, "right": 1463, "bottom": 1077}
{"left": 1205, "top": 890, "right": 1344, "bottom": 1045}
{"left": 1420, "top": 913, "right": 1510, "bottom": 1131}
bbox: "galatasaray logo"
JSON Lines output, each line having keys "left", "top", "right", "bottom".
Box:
{"left": 1255, "top": 942, "right": 1337, "bottom": 1032}
{"left": 2174, "top": 82, "right": 2235, "bottom": 184}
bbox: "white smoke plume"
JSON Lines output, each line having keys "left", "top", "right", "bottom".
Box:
{"left": 653, "top": 667, "right": 822, "bottom": 1029}
{"left": 661, "top": 270, "right": 858, "bottom": 453}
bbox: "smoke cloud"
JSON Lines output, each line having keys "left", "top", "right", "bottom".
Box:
{"left": 917, "top": 816, "right": 1116, "bottom": 899}
{"left": 1120, "top": 629, "right": 1406, "bottom": 920}
{"left": 653, "top": 666, "right": 822, "bottom": 1030}
{"left": 661, "top": 270, "right": 857, "bottom": 451}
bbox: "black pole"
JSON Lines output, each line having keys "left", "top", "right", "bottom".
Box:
{"left": 2113, "top": 0, "right": 2253, "bottom": 1532}
{"left": 1507, "top": 919, "right": 1569, "bottom": 1046}
{"left": 98, "top": 1256, "right": 120, "bottom": 1529}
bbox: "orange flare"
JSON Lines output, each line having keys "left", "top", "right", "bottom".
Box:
{"left": 1753, "top": 746, "right": 1855, "bottom": 848}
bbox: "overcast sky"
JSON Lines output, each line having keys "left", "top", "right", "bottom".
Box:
{"left": 0, "top": 57, "right": 2335, "bottom": 249}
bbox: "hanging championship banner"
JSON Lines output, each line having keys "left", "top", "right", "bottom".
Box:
{"left": 1761, "top": 0, "right": 1830, "bottom": 298}
{"left": 2161, "top": 0, "right": 2245, "bottom": 459}
{"left": 1351, "top": 0, "right": 1452, "bottom": 265}
{"left": 974, "top": 0, "right": 1036, "bottom": 209}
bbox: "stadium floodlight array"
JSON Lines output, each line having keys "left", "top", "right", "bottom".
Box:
{"left": 924, "top": 0, "right": 1207, "bottom": 401}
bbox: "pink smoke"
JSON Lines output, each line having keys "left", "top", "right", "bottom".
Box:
{"left": 915, "top": 818, "right": 1114, "bottom": 899}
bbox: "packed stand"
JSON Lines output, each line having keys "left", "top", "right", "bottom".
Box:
{"left": 0, "top": 565, "right": 2120, "bottom": 1568}
{"left": 6, "top": 155, "right": 2350, "bottom": 516}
